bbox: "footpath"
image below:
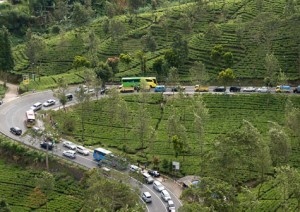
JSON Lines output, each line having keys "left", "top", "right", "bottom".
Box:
{"left": 0, "top": 81, "right": 19, "bottom": 103}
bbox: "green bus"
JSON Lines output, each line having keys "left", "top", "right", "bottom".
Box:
{"left": 121, "top": 77, "right": 157, "bottom": 89}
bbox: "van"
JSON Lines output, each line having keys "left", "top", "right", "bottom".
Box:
{"left": 30, "top": 102, "right": 42, "bottom": 111}
{"left": 276, "top": 85, "right": 291, "bottom": 93}
{"left": 66, "top": 93, "right": 73, "bottom": 101}
{"left": 129, "top": 165, "right": 140, "bottom": 172}
{"left": 142, "top": 172, "right": 154, "bottom": 184}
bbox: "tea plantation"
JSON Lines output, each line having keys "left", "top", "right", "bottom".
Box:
{"left": 0, "top": 160, "right": 83, "bottom": 211}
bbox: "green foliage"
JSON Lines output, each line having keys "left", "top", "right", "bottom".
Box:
{"left": 217, "top": 68, "right": 235, "bottom": 87}
{"left": 72, "top": 56, "right": 91, "bottom": 69}
{"left": 72, "top": 2, "right": 93, "bottom": 26}
{"left": 0, "top": 26, "right": 14, "bottom": 72}
{"left": 210, "top": 44, "right": 224, "bottom": 62}
{"left": 223, "top": 51, "right": 233, "bottom": 67}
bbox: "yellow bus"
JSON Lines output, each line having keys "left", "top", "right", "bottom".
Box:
{"left": 25, "top": 110, "right": 35, "bottom": 128}
{"left": 121, "top": 77, "right": 158, "bottom": 89}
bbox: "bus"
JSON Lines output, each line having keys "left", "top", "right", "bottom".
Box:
{"left": 25, "top": 110, "right": 36, "bottom": 128}
{"left": 121, "top": 77, "right": 158, "bottom": 89}
{"left": 93, "top": 147, "right": 112, "bottom": 161}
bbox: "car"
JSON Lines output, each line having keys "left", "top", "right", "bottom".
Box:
{"left": 30, "top": 102, "right": 42, "bottom": 111}
{"left": 66, "top": 93, "right": 73, "bottom": 101}
{"left": 75, "top": 85, "right": 88, "bottom": 92}
{"left": 63, "top": 150, "right": 76, "bottom": 159}
{"left": 0, "top": 99, "right": 3, "bottom": 105}
{"left": 154, "top": 85, "right": 166, "bottom": 92}
{"left": 229, "top": 86, "right": 241, "bottom": 92}
{"left": 40, "top": 141, "right": 54, "bottom": 150}
{"left": 43, "top": 99, "right": 56, "bottom": 107}
{"left": 161, "top": 189, "right": 171, "bottom": 202}
{"left": 62, "top": 140, "right": 77, "bottom": 150}
{"left": 194, "top": 85, "right": 209, "bottom": 92}
{"left": 32, "top": 126, "right": 43, "bottom": 135}
{"left": 129, "top": 165, "right": 140, "bottom": 172}
{"left": 243, "top": 87, "right": 256, "bottom": 92}
{"left": 10, "top": 127, "right": 22, "bottom": 136}
{"left": 213, "top": 86, "right": 226, "bottom": 92}
{"left": 76, "top": 145, "right": 90, "bottom": 156}
{"left": 257, "top": 86, "right": 270, "bottom": 93}
{"left": 167, "top": 200, "right": 176, "bottom": 212}
{"left": 171, "top": 85, "right": 185, "bottom": 92}
{"left": 142, "top": 192, "right": 152, "bottom": 203}
{"left": 153, "top": 180, "right": 165, "bottom": 192}
{"left": 85, "top": 88, "right": 95, "bottom": 94}
{"left": 142, "top": 172, "right": 154, "bottom": 184}
{"left": 148, "top": 170, "right": 160, "bottom": 177}
{"left": 276, "top": 85, "right": 291, "bottom": 93}
{"left": 294, "top": 86, "right": 300, "bottom": 93}
{"left": 100, "top": 87, "right": 109, "bottom": 95}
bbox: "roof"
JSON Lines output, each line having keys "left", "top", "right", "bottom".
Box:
{"left": 177, "top": 175, "right": 200, "bottom": 187}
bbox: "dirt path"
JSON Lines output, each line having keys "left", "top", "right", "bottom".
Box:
{"left": 0, "top": 81, "right": 19, "bottom": 103}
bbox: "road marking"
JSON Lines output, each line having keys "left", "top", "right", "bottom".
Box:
{"left": 139, "top": 197, "right": 150, "bottom": 212}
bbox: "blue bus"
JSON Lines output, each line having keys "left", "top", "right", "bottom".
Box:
{"left": 93, "top": 148, "right": 112, "bottom": 161}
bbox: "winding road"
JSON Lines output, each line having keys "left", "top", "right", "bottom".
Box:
{"left": 0, "top": 84, "right": 182, "bottom": 212}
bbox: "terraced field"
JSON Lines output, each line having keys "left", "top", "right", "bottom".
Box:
{"left": 0, "top": 160, "right": 83, "bottom": 211}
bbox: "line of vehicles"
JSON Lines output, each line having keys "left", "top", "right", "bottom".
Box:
{"left": 129, "top": 165, "right": 175, "bottom": 211}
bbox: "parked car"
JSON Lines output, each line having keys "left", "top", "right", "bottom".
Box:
{"left": 129, "top": 165, "right": 140, "bottom": 172}
{"left": 243, "top": 87, "right": 256, "bottom": 92}
{"left": 43, "top": 99, "right": 56, "bottom": 107}
{"left": 63, "top": 150, "right": 76, "bottom": 159}
{"left": 148, "top": 170, "right": 160, "bottom": 177}
{"left": 75, "top": 85, "right": 88, "bottom": 93}
{"left": 213, "top": 86, "right": 226, "bottom": 92}
{"left": 0, "top": 99, "right": 3, "bottom": 105}
{"left": 194, "top": 85, "right": 209, "bottom": 92}
{"left": 167, "top": 200, "right": 176, "bottom": 212}
{"left": 161, "top": 190, "right": 171, "bottom": 202}
{"left": 30, "top": 102, "right": 42, "bottom": 111}
{"left": 153, "top": 180, "right": 165, "bottom": 192}
{"left": 62, "top": 141, "right": 77, "bottom": 150}
{"left": 154, "top": 85, "right": 166, "bottom": 92}
{"left": 229, "top": 86, "right": 241, "bottom": 92}
{"left": 10, "top": 127, "right": 22, "bottom": 136}
{"left": 66, "top": 93, "right": 73, "bottom": 101}
{"left": 142, "top": 192, "right": 152, "bottom": 203}
{"left": 76, "top": 145, "right": 90, "bottom": 156}
{"left": 40, "top": 141, "right": 54, "bottom": 150}
{"left": 294, "top": 86, "right": 300, "bottom": 93}
{"left": 257, "top": 86, "right": 270, "bottom": 93}
{"left": 171, "top": 85, "right": 185, "bottom": 92}
{"left": 142, "top": 172, "right": 154, "bottom": 184}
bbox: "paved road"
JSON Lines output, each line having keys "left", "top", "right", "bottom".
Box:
{"left": 0, "top": 89, "right": 182, "bottom": 212}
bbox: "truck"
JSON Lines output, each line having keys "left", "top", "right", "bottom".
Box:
{"left": 275, "top": 85, "right": 291, "bottom": 93}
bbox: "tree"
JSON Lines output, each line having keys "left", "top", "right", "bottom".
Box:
{"left": 152, "top": 58, "right": 167, "bottom": 81}
{"left": 54, "top": 77, "right": 68, "bottom": 112}
{"left": 172, "top": 135, "right": 183, "bottom": 158}
{"left": 277, "top": 69, "right": 288, "bottom": 85}
{"left": 109, "top": 19, "right": 125, "bottom": 40}
{"left": 172, "top": 34, "right": 189, "bottom": 67}
{"left": 181, "top": 177, "right": 236, "bottom": 211}
{"left": 83, "top": 68, "right": 97, "bottom": 90}
{"left": 205, "top": 22, "right": 222, "bottom": 42}
{"left": 84, "top": 169, "right": 143, "bottom": 211}
{"left": 0, "top": 26, "right": 14, "bottom": 75}
{"left": 268, "top": 122, "right": 290, "bottom": 166}
{"left": 0, "top": 199, "right": 11, "bottom": 212}
{"left": 210, "top": 44, "right": 224, "bottom": 62}
{"left": 135, "top": 50, "right": 147, "bottom": 76}
{"left": 217, "top": 68, "right": 235, "bottom": 88}
{"left": 141, "top": 33, "right": 157, "bottom": 52}
{"left": 285, "top": 103, "right": 300, "bottom": 141}
{"left": 72, "top": 2, "right": 93, "bottom": 26}
{"left": 239, "top": 187, "right": 260, "bottom": 211}
{"left": 223, "top": 51, "right": 233, "bottom": 67}
{"left": 168, "top": 66, "right": 179, "bottom": 86}
{"left": 284, "top": 0, "right": 297, "bottom": 16}
{"left": 95, "top": 62, "right": 113, "bottom": 86}
{"left": 35, "top": 171, "right": 54, "bottom": 212}
{"left": 106, "top": 57, "right": 119, "bottom": 75}
{"left": 119, "top": 53, "right": 133, "bottom": 69}
{"left": 85, "top": 30, "right": 99, "bottom": 68}
{"left": 264, "top": 53, "right": 280, "bottom": 87}
{"left": 189, "top": 61, "right": 209, "bottom": 85}
{"left": 53, "top": 0, "right": 69, "bottom": 22}
{"left": 72, "top": 56, "right": 91, "bottom": 70}
{"left": 25, "top": 30, "right": 46, "bottom": 81}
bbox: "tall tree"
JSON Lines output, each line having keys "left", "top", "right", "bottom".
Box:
{"left": 135, "top": 50, "right": 147, "bottom": 76}
{"left": 0, "top": 199, "right": 11, "bottom": 212}
{"left": 0, "top": 26, "right": 14, "bottom": 77}
{"left": 95, "top": 62, "right": 113, "bottom": 86}
{"left": 264, "top": 53, "right": 280, "bottom": 87}
{"left": 217, "top": 68, "right": 235, "bottom": 89}
{"left": 35, "top": 171, "right": 54, "bottom": 212}
{"left": 168, "top": 66, "right": 179, "bottom": 86}
{"left": 54, "top": 77, "right": 68, "bottom": 112}
{"left": 189, "top": 61, "right": 209, "bottom": 85}
{"left": 85, "top": 30, "right": 99, "bottom": 67}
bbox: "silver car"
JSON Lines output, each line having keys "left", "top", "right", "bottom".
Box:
{"left": 257, "top": 86, "right": 270, "bottom": 93}
{"left": 43, "top": 99, "right": 56, "bottom": 107}
{"left": 76, "top": 146, "right": 90, "bottom": 156}
{"left": 161, "top": 190, "right": 171, "bottom": 202}
{"left": 62, "top": 140, "right": 77, "bottom": 150}
{"left": 63, "top": 150, "right": 76, "bottom": 159}
{"left": 242, "top": 87, "right": 256, "bottom": 92}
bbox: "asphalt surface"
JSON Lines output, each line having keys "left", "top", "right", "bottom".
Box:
{"left": 0, "top": 88, "right": 183, "bottom": 212}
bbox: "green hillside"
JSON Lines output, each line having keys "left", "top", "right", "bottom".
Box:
{"left": 2, "top": 0, "right": 299, "bottom": 89}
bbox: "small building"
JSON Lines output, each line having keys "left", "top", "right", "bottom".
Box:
{"left": 177, "top": 175, "right": 200, "bottom": 189}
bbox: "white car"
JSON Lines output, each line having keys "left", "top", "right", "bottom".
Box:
{"left": 161, "top": 190, "right": 171, "bottom": 202}
{"left": 76, "top": 146, "right": 90, "bottom": 156}
{"left": 43, "top": 99, "right": 56, "bottom": 107}
{"left": 167, "top": 200, "right": 175, "bottom": 212}
{"left": 30, "top": 102, "right": 42, "bottom": 111}
{"left": 63, "top": 150, "right": 76, "bottom": 159}
{"left": 76, "top": 85, "right": 88, "bottom": 92}
{"left": 142, "top": 192, "right": 152, "bottom": 203}
{"left": 242, "top": 87, "right": 256, "bottom": 92}
{"left": 257, "top": 86, "right": 270, "bottom": 93}
{"left": 85, "top": 89, "right": 95, "bottom": 94}
{"left": 62, "top": 141, "right": 77, "bottom": 150}
{"left": 153, "top": 180, "right": 165, "bottom": 192}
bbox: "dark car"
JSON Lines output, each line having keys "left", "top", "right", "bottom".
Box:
{"left": 229, "top": 86, "right": 241, "bottom": 92}
{"left": 171, "top": 85, "right": 186, "bottom": 92}
{"left": 100, "top": 87, "right": 109, "bottom": 95}
{"left": 10, "top": 127, "right": 22, "bottom": 136}
{"left": 148, "top": 170, "right": 160, "bottom": 177}
{"left": 66, "top": 93, "right": 73, "bottom": 101}
{"left": 0, "top": 99, "right": 3, "bottom": 105}
{"left": 40, "top": 141, "right": 54, "bottom": 150}
{"left": 294, "top": 86, "right": 300, "bottom": 93}
{"left": 213, "top": 86, "right": 226, "bottom": 92}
